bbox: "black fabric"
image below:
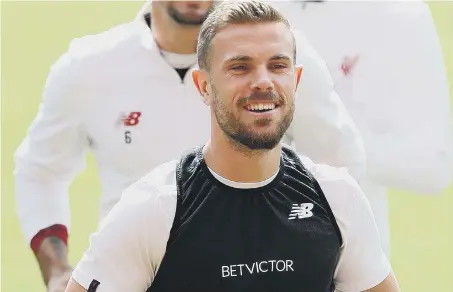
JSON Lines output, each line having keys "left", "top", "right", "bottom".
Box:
{"left": 145, "top": 13, "right": 151, "bottom": 28}
{"left": 87, "top": 280, "right": 100, "bottom": 292}
{"left": 147, "top": 146, "right": 342, "bottom": 292}
{"left": 175, "top": 68, "right": 190, "bottom": 81}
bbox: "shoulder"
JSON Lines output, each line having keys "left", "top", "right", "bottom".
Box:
{"left": 67, "top": 21, "right": 141, "bottom": 63}
{"left": 298, "top": 155, "right": 359, "bottom": 235}
{"left": 51, "top": 21, "right": 143, "bottom": 82}
{"left": 45, "top": 20, "right": 149, "bottom": 106}
{"left": 112, "top": 159, "right": 179, "bottom": 227}
{"left": 137, "top": 159, "right": 179, "bottom": 195}
{"left": 299, "top": 155, "right": 358, "bottom": 198}
{"left": 124, "top": 158, "right": 178, "bottom": 198}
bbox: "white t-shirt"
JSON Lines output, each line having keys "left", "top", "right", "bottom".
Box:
{"left": 72, "top": 155, "right": 390, "bottom": 292}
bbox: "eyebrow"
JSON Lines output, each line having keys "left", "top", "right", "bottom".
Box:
{"left": 269, "top": 54, "right": 291, "bottom": 62}
{"left": 224, "top": 55, "right": 253, "bottom": 63}
{"left": 224, "top": 54, "right": 292, "bottom": 64}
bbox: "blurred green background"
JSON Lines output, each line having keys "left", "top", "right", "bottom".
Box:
{"left": 1, "top": 1, "right": 452, "bottom": 291}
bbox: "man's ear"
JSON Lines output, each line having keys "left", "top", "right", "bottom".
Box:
{"left": 295, "top": 65, "right": 303, "bottom": 89}
{"left": 192, "top": 68, "right": 212, "bottom": 106}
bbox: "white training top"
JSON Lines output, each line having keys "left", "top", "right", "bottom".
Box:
{"left": 278, "top": 0, "right": 453, "bottom": 194}
{"left": 72, "top": 154, "right": 390, "bottom": 292}
{"left": 272, "top": 0, "right": 453, "bottom": 256}
{"left": 13, "top": 1, "right": 365, "bottom": 243}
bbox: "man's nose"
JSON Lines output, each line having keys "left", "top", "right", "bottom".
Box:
{"left": 251, "top": 67, "right": 274, "bottom": 92}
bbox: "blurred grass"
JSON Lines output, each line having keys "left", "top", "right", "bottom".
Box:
{"left": 1, "top": 1, "right": 452, "bottom": 291}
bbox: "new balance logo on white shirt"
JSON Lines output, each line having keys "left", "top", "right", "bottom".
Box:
{"left": 288, "top": 203, "right": 314, "bottom": 220}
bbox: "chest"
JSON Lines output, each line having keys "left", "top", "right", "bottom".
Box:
{"left": 149, "top": 182, "right": 340, "bottom": 292}
{"left": 81, "top": 69, "right": 211, "bottom": 177}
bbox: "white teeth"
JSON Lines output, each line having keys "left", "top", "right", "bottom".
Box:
{"left": 246, "top": 103, "right": 277, "bottom": 111}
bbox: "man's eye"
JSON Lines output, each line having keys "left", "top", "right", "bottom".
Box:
{"left": 231, "top": 65, "right": 247, "bottom": 70}
{"left": 272, "top": 64, "right": 287, "bottom": 69}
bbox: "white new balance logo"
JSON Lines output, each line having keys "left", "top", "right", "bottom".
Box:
{"left": 288, "top": 203, "right": 314, "bottom": 220}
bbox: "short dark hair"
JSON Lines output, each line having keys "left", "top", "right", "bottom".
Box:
{"left": 197, "top": 0, "right": 296, "bottom": 71}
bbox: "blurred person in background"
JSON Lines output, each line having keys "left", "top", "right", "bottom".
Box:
{"left": 274, "top": 0, "right": 453, "bottom": 257}
{"left": 13, "top": 1, "right": 365, "bottom": 291}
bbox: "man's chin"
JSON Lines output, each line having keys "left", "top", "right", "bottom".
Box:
{"left": 173, "top": 17, "right": 205, "bottom": 26}
{"left": 234, "top": 134, "right": 282, "bottom": 151}
{"left": 169, "top": 10, "right": 210, "bottom": 26}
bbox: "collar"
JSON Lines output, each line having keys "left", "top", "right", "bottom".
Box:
{"left": 133, "top": 1, "right": 157, "bottom": 52}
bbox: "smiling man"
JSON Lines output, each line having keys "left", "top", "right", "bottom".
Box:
{"left": 65, "top": 1, "right": 397, "bottom": 292}
{"left": 15, "top": 1, "right": 365, "bottom": 290}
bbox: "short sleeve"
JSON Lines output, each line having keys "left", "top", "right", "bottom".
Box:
{"left": 303, "top": 156, "right": 391, "bottom": 292}
{"left": 71, "top": 180, "right": 177, "bottom": 292}
{"left": 332, "top": 176, "right": 391, "bottom": 291}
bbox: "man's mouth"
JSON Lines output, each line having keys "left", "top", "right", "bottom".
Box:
{"left": 244, "top": 103, "right": 279, "bottom": 113}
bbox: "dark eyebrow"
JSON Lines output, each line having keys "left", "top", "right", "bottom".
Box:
{"left": 224, "top": 54, "right": 292, "bottom": 64}
{"left": 224, "top": 55, "right": 253, "bottom": 64}
{"left": 269, "top": 54, "right": 291, "bottom": 62}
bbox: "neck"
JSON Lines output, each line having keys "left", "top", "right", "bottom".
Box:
{"left": 150, "top": 6, "right": 199, "bottom": 54}
{"left": 203, "top": 128, "right": 282, "bottom": 183}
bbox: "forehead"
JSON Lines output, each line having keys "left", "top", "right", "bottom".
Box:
{"left": 211, "top": 22, "right": 294, "bottom": 64}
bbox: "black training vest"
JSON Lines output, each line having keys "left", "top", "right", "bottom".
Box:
{"left": 147, "top": 146, "right": 342, "bottom": 292}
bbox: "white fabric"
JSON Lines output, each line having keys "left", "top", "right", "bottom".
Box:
{"left": 72, "top": 154, "right": 390, "bottom": 292}
{"left": 160, "top": 50, "right": 197, "bottom": 69}
{"left": 273, "top": 0, "right": 453, "bottom": 256}
{"left": 207, "top": 166, "right": 279, "bottom": 189}
{"left": 13, "top": 1, "right": 365, "bottom": 243}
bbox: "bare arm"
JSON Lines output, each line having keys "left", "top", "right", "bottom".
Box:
{"left": 36, "top": 237, "right": 72, "bottom": 285}
{"left": 65, "top": 279, "right": 87, "bottom": 292}
{"left": 364, "top": 273, "right": 399, "bottom": 292}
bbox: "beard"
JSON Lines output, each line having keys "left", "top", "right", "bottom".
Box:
{"left": 211, "top": 84, "right": 294, "bottom": 151}
{"left": 167, "top": 4, "right": 213, "bottom": 26}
